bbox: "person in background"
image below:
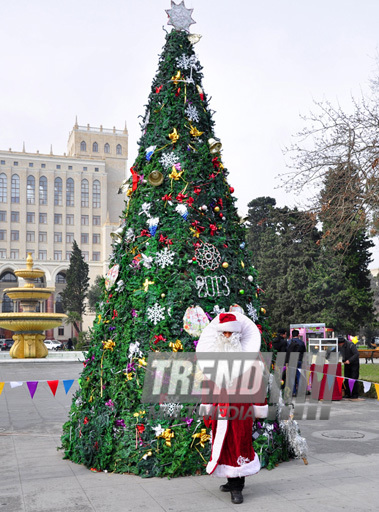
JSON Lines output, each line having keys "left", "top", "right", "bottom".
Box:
{"left": 337, "top": 336, "right": 364, "bottom": 401}
{"left": 285, "top": 329, "right": 306, "bottom": 396}
{"left": 67, "top": 338, "right": 74, "bottom": 350}
{"left": 272, "top": 328, "right": 287, "bottom": 352}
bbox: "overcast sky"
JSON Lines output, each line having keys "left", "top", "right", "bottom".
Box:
{"left": 1, "top": 0, "right": 379, "bottom": 265}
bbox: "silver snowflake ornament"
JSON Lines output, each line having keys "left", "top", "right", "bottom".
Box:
{"left": 159, "top": 151, "right": 179, "bottom": 169}
{"left": 185, "top": 104, "right": 200, "bottom": 123}
{"left": 247, "top": 302, "right": 259, "bottom": 322}
{"left": 155, "top": 247, "right": 176, "bottom": 269}
{"left": 160, "top": 402, "right": 183, "bottom": 418}
{"left": 147, "top": 303, "right": 165, "bottom": 325}
{"left": 176, "top": 54, "right": 199, "bottom": 71}
{"left": 166, "top": 1, "right": 196, "bottom": 32}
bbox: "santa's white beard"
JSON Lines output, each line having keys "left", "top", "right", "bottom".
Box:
{"left": 214, "top": 332, "right": 242, "bottom": 352}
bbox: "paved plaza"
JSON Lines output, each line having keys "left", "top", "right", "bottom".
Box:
{"left": 1, "top": 359, "right": 379, "bottom": 512}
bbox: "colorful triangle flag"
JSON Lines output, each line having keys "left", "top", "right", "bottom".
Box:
{"left": 27, "top": 381, "right": 38, "bottom": 399}
{"left": 326, "top": 373, "right": 335, "bottom": 391}
{"left": 375, "top": 383, "right": 379, "bottom": 400}
{"left": 0, "top": 382, "right": 4, "bottom": 396}
{"left": 63, "top": 379, "right": 74, "bottom": 394}
{"left": 348, "top": 379, "right": 356, "bottom": 393}
{"left": 47, "top": 380, "right": 59, "bottom": 396}
{"left": 316, "top": 372, "right": 324, "bottom": 383}
{"left": 10, "top": 381, "right": 23, "bottom": 388}
{"left": 363, "top": 381, "right": 372, "bottom": 393}
{"left": 336, "top": 376, "right": 344, "bottom": 392}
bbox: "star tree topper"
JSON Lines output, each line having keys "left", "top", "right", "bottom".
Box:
{"left": 166, "top": 0, "right": 196, "bottom": 32}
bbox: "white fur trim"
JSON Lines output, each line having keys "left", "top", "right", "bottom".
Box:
{"left": 253, "top": 404, "right": 268, "bottom": 419}
{"left": 206, "top": 419, "right": 228, "bottom": 474}
{"left": 215, "top": 320, "right": 241, "bottom": 332}
{"left": 210, "top": 452, "right": 261, "bottom": 478}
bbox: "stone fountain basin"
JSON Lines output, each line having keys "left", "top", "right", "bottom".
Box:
{"left": 15, "top": 269, "right": 45, "bottom": 280}
{"left": 0, "top": 313, "right": 67, "bottom": 332}
{"left": 4, "top": 287, "right": 55, "bottom": 301}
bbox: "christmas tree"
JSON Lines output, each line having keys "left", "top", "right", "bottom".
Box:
{"left": 61, "top": 2, "right": 279, "bottom": 477}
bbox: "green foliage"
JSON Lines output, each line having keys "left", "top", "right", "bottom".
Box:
{"left": 61, "top": 240, "right": 90, "bottom": 319}
{"left": 61, "top": 29, "right": 279, "bottom": 478}
{"left": 88, "top": 275, "right": 104, "bottom": 313}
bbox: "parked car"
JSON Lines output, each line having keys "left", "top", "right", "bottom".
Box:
{"left": 44, "top": 339, "right": 61, "bottom": 350}
{"left": 0, "top": 339, "right": 14, "bottom": 351}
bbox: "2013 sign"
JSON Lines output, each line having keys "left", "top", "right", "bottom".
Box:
{"left": 195, "top": 275, "right": 230, "bottom": 298}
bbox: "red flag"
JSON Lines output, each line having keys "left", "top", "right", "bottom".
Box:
{"left": 47, "top": 380, "right": 59, "bottom": 396}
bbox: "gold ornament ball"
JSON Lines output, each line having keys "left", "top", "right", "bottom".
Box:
{"left": 214, "top": 206, "right": 220, "bottom": 213}
{"left": 161, "top": 293, "right": 166, "bottom": 298}
{"left": 222, "top": 262, "right": 229, "bottom": 269}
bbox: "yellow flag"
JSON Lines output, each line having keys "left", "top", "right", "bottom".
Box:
{"left": 375, "top": 383, "right": 379, "bottom": 400}
{"left": 0, "top": 382, "right": 4, "bottom": 396}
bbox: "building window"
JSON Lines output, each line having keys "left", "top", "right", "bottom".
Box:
{"left": 66, "top": 232, "right": 74, "bottom": 243}
{"left": 95, "top": 167, "right": 99, "bottom": 172}
{"left": 0, "top": 271, "right": 17, "bottom": 282}
{"left": 54, "top": 214, "right": 62, "bottom": 225}
{"left": 10, "top": 249, "right": 19, "bottom": 259}
{"left": 81, "top": 179, "right": 89, "bottom": 207}
{"left": 66, "top": 251, "right": 72, "bottom": 260}
{"left": 93, "top": 215, "right": 101, "bottom": 225}
{"left": 0, "top": 160, "right": 5, "bottom": 165}
{"left": 26, "top": 231, "right": 35, "bottom": 242}
{"left": 93, "top": 251, "right": 101, "bottom": 261}
{"left": 0, "top": 173, "right": 7, "bottom": 203}
{"left": 39, "top": 231, "right": 47, "bottom": 243}
{"left": 0, "top": 229, "right": 6, "bottom": 240}
{"left": 81, "top": 233, "right": 89, "bottom": 244}
{"left": 83, "top": 166, "right": 87, "bottom": 171}
{"left": 0, "top": 211, "right": 6, "bottom": 222}
{"left": 38, "top": 250, "right": 47, "bottom": 260}
{"left": 54, "top": 177, "right": 63, "bottom": 206}
{"left": 93, "top": 142, "right": 98, "bottom": 152}
{"left": 56, "top": 294, "right": 64, "bottom": 313}
{"left": 68, "top": 165, "right": 73, "bottom": 170}
{"left": 27, "top": 212, "right": 35, "bottom": 223}
{"left": 81, "top": 215, "right": 89, "bottom": 226}
{"left": 2, "top": 294, "right": 13, "bottom": 312}
{"left": 39, "top": 176, "right": 47, "bottom": 205}
{"left": 66, "top": 214, "right": 74, "bottom": 225}
{"left": 11, "top": 211, "right": 19, "bottom": 222}
{"left": 80, "top": 141, "right": 87, "bottom": 152}
{"left": 54, "top": 251, "right": 62, "bottom": 261}
{"left": 11, "top": 174, "right": 20, "bottom": 203}
{"left": 58, "top": 326, "right": 64, "bottom": 335}
{"left": 13, "top": 162, "right": 18, "bottom": 166}
{"left": 93, "top": 233, "right": 100, "bottom": 244}
{"left": 41, "top": 163, "right": 46, "bottom": 168}
{"left": 39, "top": 213, "right": 47, "bottom": 224}
{"left": 0, "top": 249, "right": 6, "bottom": 259}
{"left": 104, "top": 143, "right": 110, "bottom": 153}
{"left": 56, "top": 164, "right": 61, "bottom": 170}
{"left": 93, "top": 180, "right": 100, "bottom": 208}
{"left": 82, "top": 251, "right": 89, "bottom": 262}
{"left": 11, "top": 230, "right": 19, "bottom": 241}
{"left": 54, "top": 232, "right": 62, "bottom": 243}
{"left": 116, "top": 144, "right": 122, "bottom": 155}
{"left": 29, "top": 162, "right": 34, "bottom": 168}
{"left": 27, "top": 175, "right": 35, "bottom": 204}
{"left": 66, "top": 178, "right": 74, "bottom": 207}
{"left": 56, "top": 272, "right": 66, "bottom": 284}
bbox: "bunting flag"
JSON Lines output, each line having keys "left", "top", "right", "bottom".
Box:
{"left": 336, "top": 376, "right": 344, "bottom": 393}
{"left": 348, "top": 379, "right": 356, "bottom": 393}
{"left": 63, "top": 379, "right": 74, "bottom": 394}
{"left": 375, "top": 383, "right": 379, "bottom": 400}
{"left": 10, "top": 381, "right": 23, "bottom": 388}
{"left": 0, "top": 382, "right": 4, "bottom": 396}
{"left": 316, "top": 372, "right": 324, "bottom": 383}
{"left": 326, "top": 373, "right": 335, "bottom": 391}
{"left": 363, "top": 381, "right": 372, "bottom": 393}
{"left": 27, "top": 381, "right": 38, "bottom": 399}
{"left": 47, "top": 380, "right": 59, "bottom": 396}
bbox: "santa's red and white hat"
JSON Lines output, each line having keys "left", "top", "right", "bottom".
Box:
{"left": 215, "top": 313, "right": 242, "bottom": 332}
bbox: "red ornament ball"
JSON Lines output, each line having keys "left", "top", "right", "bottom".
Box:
{"left": 230, "top": 187, "right": 234, "bottom": 193}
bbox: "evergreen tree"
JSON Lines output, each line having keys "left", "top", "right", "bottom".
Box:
{"left": 247, "top": 197, "right": 320, "bottom": 330}
{"left": 87, "top": 275, "right": 104, "bottom": 313}
{"left": 61, "top": 20, "right": 279, "bottom": 477}
{"left": 61, "top": 240, "right": 90, "bottom": 334}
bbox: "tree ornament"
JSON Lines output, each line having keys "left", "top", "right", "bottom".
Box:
{"left": 240, "top": 242, "right": 246, "bottom": 249}
{"left": 209, "top": 224, "right": 218, "bottom": 236}
{"left": 196, "top": 275, "right": 230, "bottom": 298}
{"left": 175, "top": 204, "right": 188, "bottom": 220}
{"left": 161, "top": 293, "right": 166, "bottom": 298}
{"left": 229, "top": 304, "right": 245, "bottom": 314}
{"left": 146, "top": 303, "right": 165, "bottom": 325}
{"left": 230, "top": 187, "right": 234, "bottom": 193}
{"left": 147, "top": 171, "right": 164, "bottom": 186}
{"left": 147, "top": 217, "right": 159, "bottom": 236}
{"left": 183, "top": 306, "right": 209, "bottom": 337}
{"left": 260, "top": 307, "right": 267, "bottom": 315}
{"left": 187, "top": 33, "right": 202, "bottom": 45}
{"left": 222, "top": 262, "right": 229, "bottom": 269}
{"left": 246, "top": 302, "right": 258, "bottom": 322}
{"left": 201, "top": 205, "right": 207, "bottom": 211}
{"left": 214, "top": 206, "right": 220, "bottom": 213}
{"left": 142, "top": 279, "right": 155, "bottom": 292}
{"left": 171, "top": 70, "right": 181, "bottom": 85}
{"left": 145, "top": 146, "right": 156, "bottom": 161}
{"left": 195, "top": 242, "right": 221, "bottom": 271}
{"left": 247, "top": 275, "right": 253, "bottom": 282}
{"left": 159, "top": 152, "right": 179, "bottom": 169}
{"left": 185, "top": 104, "right": 200, "bottom": 123}
{"left": 139, "top": 202, "right": 152, "bottom": 217}
{"left": 155, "top": 85, "right": 163, "bottom": 94}
{"left": 169, "top": 339, "right": 183, "bottom": 352}
{"left": 176, "top": 54, "right": 199, "bottom": 71}
{"left": 169, "top": 166, "right": 184, "bottom": 180}
{"left": 208, "top": 138, "right": 222, "bottom": 154}
{"left": 169, "top": 128, "right": 180, "bottom": 143}
{"left": 239, "top": 289, "right": 245, "bottom": 295}
{"left": 189, "top": 124, "right": 204, "bottom": 137}
{"left": 196, "top": 84, "right": 204, "bottom": 101}
{"left": 105, "top": 265, "right": 119, "bottom": 290}
{"left": 155, "top": 247, "right": 176, "bottom": 269}
{"left": 166, "top": 0, "right": 196, "bottom": 32}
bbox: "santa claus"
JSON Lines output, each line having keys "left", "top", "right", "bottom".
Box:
{"left": 196, "top": 312, "right": 268, "bottom": 505}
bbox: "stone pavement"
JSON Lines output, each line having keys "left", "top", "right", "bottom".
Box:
{"left": 1, "top": 360, "right": 379, "bottom": 512}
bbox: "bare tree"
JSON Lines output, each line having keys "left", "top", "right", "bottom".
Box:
{"left": 282, "top": 73, "right": 379, "bottom": 248}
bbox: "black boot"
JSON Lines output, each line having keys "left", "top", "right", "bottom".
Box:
{"left": 230, "top": 490, "right": 243, "bottom": 504}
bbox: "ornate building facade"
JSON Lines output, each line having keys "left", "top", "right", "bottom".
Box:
{"left": 0, "top": 122, "right": 128, "bottom": 340}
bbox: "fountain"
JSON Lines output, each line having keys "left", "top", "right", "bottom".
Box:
{"left": 0, "top": 253, "right": 67, "bottom": 358}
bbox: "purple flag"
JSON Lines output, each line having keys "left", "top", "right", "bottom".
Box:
{"left": 27, "top": 381, "right": 38, "bottom": 399}
{"left": 348, "top": 379, "right": 356, "bottom": 393}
